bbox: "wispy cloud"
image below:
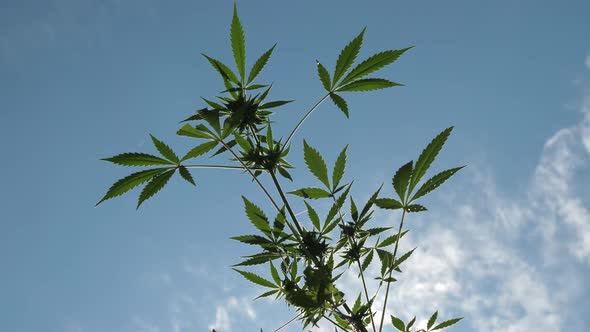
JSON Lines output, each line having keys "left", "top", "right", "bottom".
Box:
{"left": 208, "top": 296, "right": 257, "bottom": 332}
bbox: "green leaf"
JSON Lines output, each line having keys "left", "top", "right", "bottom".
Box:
{"left": 150, "top": 135, "right": 179, "bottom": 164}
{"left": 178, "top": 166, "right": 196, "bottom": 186}
{"left": 255, "top": 289, "right": 278, "bottom": 300}
{"left": 329, "top": 92, "right": 349, "bottom": 118}
{"left": 427, "top": 311, "right": 438, "bottom": 330}
{"left": 393, "top": 161, "right": 413, "bottom": 202}
{"left": 374, "top": 198, "right": 403, "bottom": 210}
{"left": 234, "top": 253, "right": 278, "bottom": 266}
{"left": 411, "top": 166, "right": 464, "bottom": 201}
{"left": 198, "top": 109, "right": 221, "bottom": 133}
{"left": 391, "top": 315, "right": 405, "bottom": 332}
{"left": 266, "top": 123, "right": 273, "bottom": 150}
{"left": 181, "top": 141, "right": 218, "bottom": 162}
{"left": 231, "top": 3, "right": 246, "bottom": 82}
{"left": 230, "top": 234, "right": 271, "bottom": 245}
{"left": 405, "top": 204, "right": 427, "bottom": 212}
{"left": 361, "top": 250, "right": 374, "bottom": 272}
{"left": 233, "top": 269, "right": 276, "bottom": 288}
{"left": 378, "top": 230, "right": 408, "bottom": 248}
{"left": 392, "top": 248, "right": 416, "bottom": 270}
{"left": 432, "top": 318, "right": 463, "bottom": 331}
{"left": 233, "top": 133, "right": 252, "bottom": 152}
{"left": 96, "top": 168, "right": 169, "bottom": 206}
{"left": 341, "top": 47, "right": 412, "bottom": 85}
{"left": 270, "top": 262, "right": 281, "bottom": 285}
{"left": 305, "top": 201, "right": 321, "bottom": 231}
{"left": 409, "top": 127, "right": 454, "bottom": 194}
{"left": 201, "top": 54, "right": 239, "bottom": 84}
{"left": 260, "top": 100, "right": 293, "bottom": 109}
{"left": 137, "top": 169, "right": 175, "bottom": 208}
{"left": 288, "top": 187, "right": 331, "bottom": 199}
{"left": 277, "top": 167, "right": 293, "bottom": 181}
{"left": 333, "top": 28, "right": 365, "bottom": 84}
{"left": 332, "top": 145, "right": 348, "bottom": 191}
{"left": 317, "top": 60, "right": 331, "bottom": 90}
{"left": 242, "top": 196, "right": 271, "bottom": 234}
{"left": 303, "top": 140, "right": 330, "bottom": 189}
{"left": 177, "top": 124, "right": 214, "bottom": 139}
{"left": 102, "top": 153, "right": 174, "bottom": 167}
{"left": 337, "top": 78, "right": 401, "bottom": 92}
{"left": 247, "top": 44, "right": 275, "bottom": 84}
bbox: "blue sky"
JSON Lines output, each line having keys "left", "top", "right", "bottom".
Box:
{"left": 1, "top": 0, "right": 589, "bottom": 331}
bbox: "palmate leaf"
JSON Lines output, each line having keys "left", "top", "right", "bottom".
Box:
{"left": 316, "top": 60, "right": 331, "bottom": 91}
{"left": 150, "top": 135, "right": 179, "bottom": 164}
{"left": 337, "top": 78, "right": 402, "bottom": 92}
{"left": 432, "top": 318, "right": 463, "bottom": 330}
{"left": 303, "top": 140, "right": 330, "bottom": 189}
{"left": 333, "top": 28, "right": 365, "bottom": 84}
{"left": 247, "top": 44, "right": 276, "bottom": 84}
{"left": 181, "top": 141, "right": 219, "bottom": 162}
{"left": 242, "top": 196, "right": 271, "bottom": 234}
{"left": 137, "top": 169, "right": 175, "bottom": 208}
{"left": 102, "top": 153, "right": 174, "bottom": 167}
{"left": 411, "top": 166, "right": 464, "bottom": 201}
{"left": 409, "top": 127, "right": 454, "bottom": 194}
{"left": 332, "top": 145, "right": 348, "bottom": 191}
{"left": 340, "top": 47, "right": 412, "bottom": 85}
{"left": 393, "top": 161, "right": 413, "bottom": 202}
{"left": 201, "top": 54, "right": 240, "bottom": 85}
{"left": 288, "top": 187, "right": 331, "bottom": 199}
{"left": 231, "top": 3, "right": 246, "bottom": 82}
{"left": 233, "top": 269, "right": 277, "bottom": 288}
{"left": 178, "top": 166, "right": 195, "bottom": 186}
{"left": 329, "top": 92, "right": 349, "bottom": 117}
{"left": 96, "top": 168, "right": 169, "bottom": 206}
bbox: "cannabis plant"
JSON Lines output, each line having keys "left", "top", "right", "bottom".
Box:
{"left": 97, "top": 4, "right": 463, "bottom": 332}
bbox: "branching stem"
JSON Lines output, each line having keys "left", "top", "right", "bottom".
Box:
{"left": 283, "top": 93, "right": 330, "bottom": 148}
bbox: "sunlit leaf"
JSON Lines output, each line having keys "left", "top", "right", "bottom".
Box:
{"left": 233, "top": 269, "right": 277, "bottom": 288}
{"left": 332, "top": 145, "right": 348, "bottom": 191}
{"left": 150, "top": 135, "right": 179, "bottom": 164}
{"left": 178, "top": 166, "right": 196, "bottom": 186}
{"left": 96, "top": 168, "right": 169, "bottom": 206}
{"left": 317, "top": 60, "right": 331, "bottom": 91}
{"left": 411, "top": 166, "right": 464, "bottom": 201}
{"left": 341, "top": 47, "right": 412, "bottom": 85}
{"left": 432, "top": 318, "right": 463, "bottom": 330}
{"left": 409, "top": 127, "right": 453, "bottom": 194}
{"left": 137, "top": 169, "right": 175, "bottom": 208}
{"left": 102, "top": 153, "right": 174, "bottom": 167}
{"left": 329, "top": 92, "right": 349, "bottom": 118}
{"left": 303, "top": 140, "right": 330, "bottom": 189}
{"left": 337, "top": 78, "right": 401, "bottom": 92}
{"left": 333, "top": 28, "right": 365, "bottom": 84}
{"left": 247, "top": 44, "right": 276, "bottom": 84}
{"left": 231, "top": 3, "right": 246, "bottom": 81}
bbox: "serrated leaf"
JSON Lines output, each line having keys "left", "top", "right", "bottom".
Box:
{"left": 409, "top": 127, "right": 454, "bottom": 194}
{"left": 260, "top": 100, "right": 293, "bottom": 109}
{"left": 102, "top": 153, "right": 174, "bottom": 167}
{"left": 329, "top": 92, "right": 349, "bottom": 118}
{"left": 361, "top": 250, "right": 373, "bottom": 272}
{"left": 366, "top": 227, "right": 391, "bottom": 236}
{"left": 242, "top": 196, "right": 271, "bottom": 234}
{"left": 337, "top": 78, "right": 401, "bottom": 92}
{"left": 234, "top": 133, "right": 251, "bottom": 152}
{"left": 270, "top": 262, "right": 281, "bottom": 285}
{"left": 303, "top": 140, "right": 330, "bottom": 189}
{"left": 378, "top": 230, "right": 409, "bottom": 248}
{"left": 177, "top": 124, "right": 214, "bottom": 139}
{"left": 405, "top": 204, "right": 427, "bottom": 212}
{"left": 183, "top": 142, "right": 218, "bottom": 162}
{"left": 137, "top": 169, "right": 175, "bottom": 208}
{"left": 234, "top": 253, "right": 278, "bottom": 266}
{"left": 247, "top": 44, "right": 275, "bottom": 84}
{"left": 277, "top": 167, "right": 293, "bottom": 181}
{"left": 408, "top": 316, "right": 416, "bottom": 330}
{"left": 411, "top": 166, "right": 464, "bottom": 201}
{"left": 150, "top": 135, "right": 179, "bottom": 164}
{"left": 178, "top": 166, "right": 196, "bottom": 186}
{"left": 325, "top": 185, "right": 351, "bottom": 226}
{"left": 391, "top": 315, "right": 405, "bottom": 331}
{"left": 393, "top": 161, "right": 413, "bottom": 202}
{"left": 233, "top": 269, "right": 276, "bottom": 288}
{"left": 432, "top": 318, "right": 463, "bottom": 330}
{"left": 341, "top": 47, "right": 412, "bottom": 85}
{"left": 305, "top": 201, "right": 321, "bottom": 231}
{"left": 230, "top": 234, "right": 271, "bottom": 245}
{"left": 317, "top": 60, "right": 331, "bottom": 90}
{"left": 180, "top": 111, "right": 203, "bottom": 123}
{"left": 374, "top": 198, "right": 403, "bottom": 210}
{"left": 201, "top": 54, "right": 239, "bottom": 84}
{"left": 333, "top": 28, "right": 365, "bottom": 84}
{"left": 198, "top": 109, "right": 221, "bottom": 133}
{"left": 427, "top": 311, "right": 438, "bottom": 330}
{"left": 255, "top": 289, "right": 278, "bottom": 300}
{"left": 96, "top": 168, "right": 169, "bottom": 206}
{"left": 231, "top": 3, "right": 246, "bottom": 82}
{"left": 332, "top": 145, "right": 347, "bottom": 191}
{"left": 392, "top": 248, "right": 416, "bottom": 270}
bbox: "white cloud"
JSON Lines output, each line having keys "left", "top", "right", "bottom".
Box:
{"left": 208, "top": 297, "right": 257, "bottom": 332}
{"left": 585, "top": 54, "right": 590, "bottom": 70}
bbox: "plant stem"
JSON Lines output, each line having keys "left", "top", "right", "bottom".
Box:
{"left": 283, "top": 93, "right": 330, "bottom": 149}
{"left": 332, "top": 197, "right": 377, "bottom": 332}
{"left": 269, "top": 171, "right": 306, "bottom": 237}
{"left": 218, "top": 139, "right": 301, "bottom": 241}
{"left": 323, "top": 314, "right": 349, "bottom": 331}
{"left": 273, "top": 312, "right": 303, "bottom": 332}
{"left": 378, "top": 208, "right": 407, "bottom": 332}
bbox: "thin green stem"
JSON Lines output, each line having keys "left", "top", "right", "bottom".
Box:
{"left": 378, "top": 208, "right": 407, "bottom": 332}
{"left": 269, "top": 171, "right": 306, "bottom": 237}
{"left": 323, "top": 314, "right": 348, "bottom": 331}
{"left": 332, "top": 196, "right": 377, "bottom": 332}
{"left": 283, "top": 93, "right": 330, "bottom": 148}
{"left": 273, "top": 312, "right": 303, "bottom": 332}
